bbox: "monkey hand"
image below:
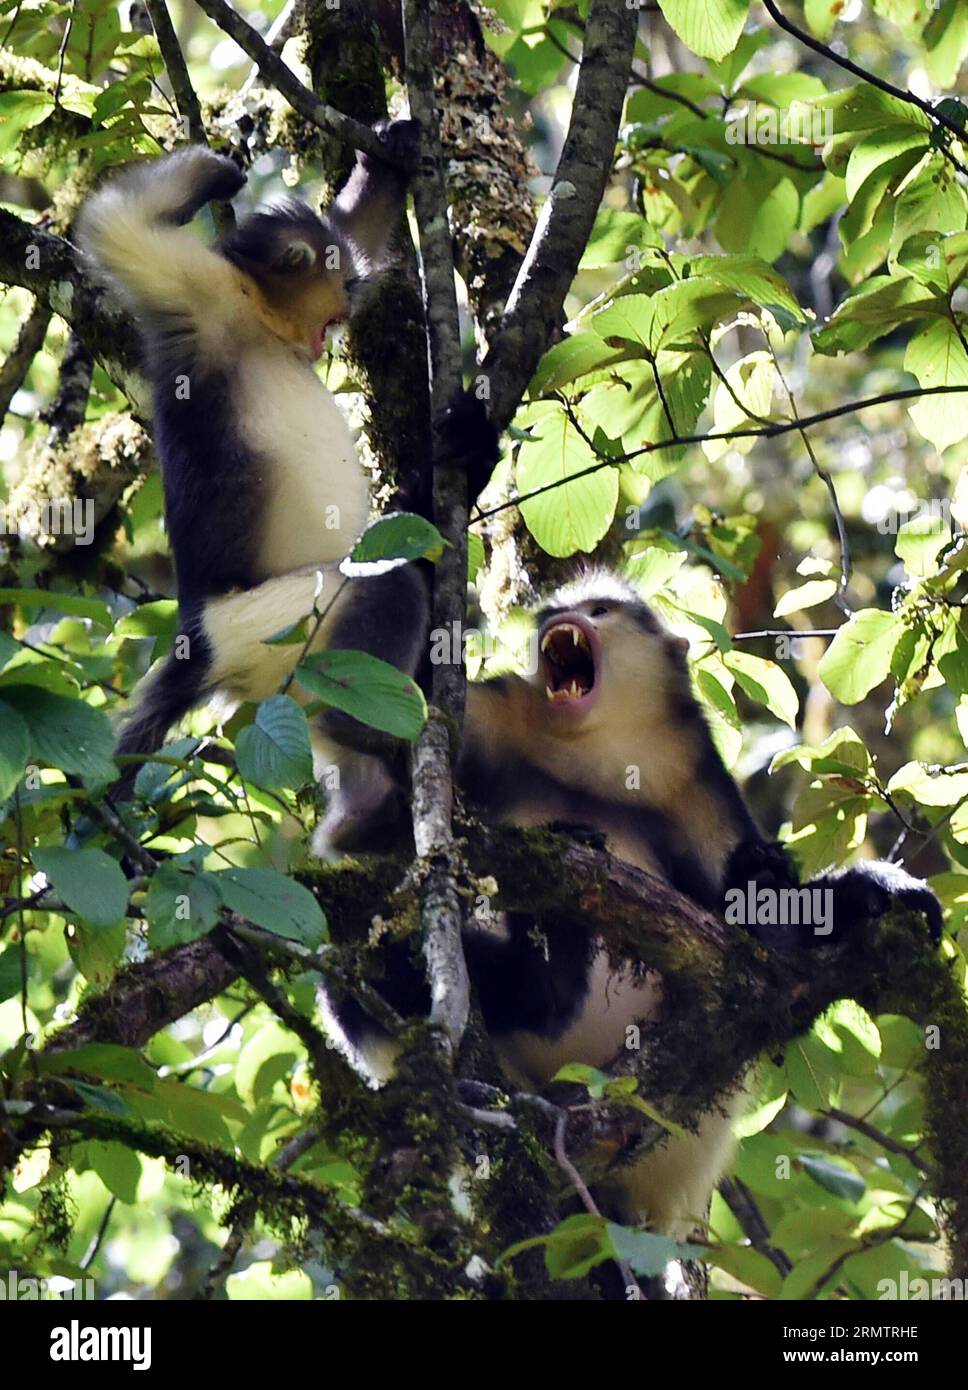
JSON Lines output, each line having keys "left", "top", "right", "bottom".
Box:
{"left": 363, "top": 118, "right": 420, "bottom": 177}
{"left": 168, "top": 146, "right": 246, "bottom": 225}
{"left": 734, "top": 853, "right": 942, "bottom": 952}
{"left": 437, "top": 391, "right": 501, "bottom": 506}
{"left": 811, "top": 860, "right": 943, "bottom": 947}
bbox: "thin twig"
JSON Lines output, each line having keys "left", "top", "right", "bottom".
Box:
{"left": 825, "top": 1106, "right": 938, "bottom": 1179}
{"left": 0, "top": 299, "right": 51, "bottom": 423}
{"left": 719, "top": 1177, "right": 792, "bottom": 1278}
{"left": 145, "top": 0, "right": 235, "bottom": 235}
{"left": 762, "top": 0, "right": 968, "bottom": 178}
{"left": 553, "top": 1109, "right": 644, "bottom": 1299}
{"left": 473, "top": 384, "right": 968, "bottom": 523}
{"left": 192, "top": 0, "right": 403, "bottom": 165}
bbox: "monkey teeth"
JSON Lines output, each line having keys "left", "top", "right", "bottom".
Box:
{"left": 547, "top": 681, "right": 585, "bottom": 701}
{"left": 540, "top": 621, "right": 595, "bottom": 701}
{"left": 540, "top": 623, "right": 588, "bottom": 656}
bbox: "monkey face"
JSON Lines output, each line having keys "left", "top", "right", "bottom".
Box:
{"left": 535, "top": 595, "right": 690, "bottom": 739}
{"left": 220, "top": 200, "right": 354, "bottom": 358}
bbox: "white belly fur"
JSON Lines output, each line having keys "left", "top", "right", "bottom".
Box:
{"left": 496, "top": 941, "right": 744, "bottom": 1239}
{"left": 202, "top": 566, "right": 344, "bottom": 704}
{"left": 235, "top": 346, "right": 369, "bottom": 577}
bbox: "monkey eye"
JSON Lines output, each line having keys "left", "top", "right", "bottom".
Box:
{"left": 590, "top": 605, "right": 609, "bottom": 617}
{"left": 274, "top": 239, "right": 316, "bottom": 273}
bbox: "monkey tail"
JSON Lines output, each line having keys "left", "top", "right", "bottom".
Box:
{"left": 111, "top": 652, "right": 206, "bottom": 799}
{"left": 76, "top": 147, "right": 245, "bottom": 300}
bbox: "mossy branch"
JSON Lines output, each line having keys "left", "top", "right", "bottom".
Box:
{"left": 36, "top": 822, "right": 968, "bottom": 1280}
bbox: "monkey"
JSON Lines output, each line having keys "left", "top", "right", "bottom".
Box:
{"left": 76, "top": 124, "right": 434, "bottom": 797}
{"left": 317, "top": 568, "right": 942, "bottom": 1241}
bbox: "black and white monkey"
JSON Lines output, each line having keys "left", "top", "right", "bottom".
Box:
{"left": 77, "top": 124, "right": 434, "bottom": 800}
{"left": 320, "top": 569, "right": 942, "bottom": 1240}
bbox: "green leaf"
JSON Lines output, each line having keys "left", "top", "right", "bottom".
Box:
{"left": 0, "top": 701, "right": 29, "bottom": 801}
{"left": 114, "top": 600, "right": 178, "bottom": 643}
{"left": 0, "top": 587, "right": 112, "bottom": 626}
{"left": 40, "top": 1044, "right": 157, "bottom": 1090}
{"left": 0, "top": 91, "right": 54, "bottom": 155}
{"left": 516, "top": 405, "right": 618, "bottom": 557}
{"left": 781, "top": 1238, "right": 862, "bottom": 1299}
{"left": 687, "top": 254, "right": 806, "bottom": 331}
{"left": 31, "top": 846, "right": 128, "bottom": 929}
{"left": 215, "top": 867, "right": 327, "bottom": 949}
{"left": 716, "top": 171, "right": 799, "bottom": 262}
{"left": 895, "top": 513, "right": 949, "bottom": 578}
{"left": 784, "top": 1036, "right": 840, "bottom": 1110}
{"left": 771, "top": 726, "right": 872, "bottom": 778}
{"left": 67, "top": 920, "right": 127, "bottom": 985}
{"left": 787, "top": 781, "right": 869, "bottom": 878}
{"left": 724, "top": 650, "right": 799, "bottom": 728}
{"left": 887, "top": 761, "right": 968, "bottom": 807}
{"left": 811, "top": 83, "right": 931, "bottom": 135}
{"left": 707, "top": 1243, "right": 784, "bottom": 1298}
{"left": 530, "top": 334, "right": 622, "bottom": 395}
{"left": 610, "top": 1223, "right": 704, "bottom": 1278}
{"left": 349, "top": 514, "right": 446, "bottom": 564}
{"left": 657, "top": 0, "right": 750, "bottom": 61}
{"left": 805, "top": 0, "right": 842, "bottom": 38}
{"left": 552, "top": 1062, "right": 611, "bottom": 1099}
{"left": 904, "top": 317, "right": 968, "bottom": 453}
{"left": 812, "top": 276, "right": 942, "bottom": 355}
{"left": 235, "top": 1021, "right": 303, "bottom": 1108}
{"left": 82, "top": 1141, "right": 142, "bottom": 1204}
{"left": 773, "top": 579, "right": 837, "bottom": 617}
{"left": 146, "top": 863, "right": 223, "bottom": 949}
{"left": 235, "top": 695, "right": 313, "bottom": 790}
{"left": 593, "top": 281, "right": 742, "bottom": 354}
{"left": 579, "top": 209, "right": 661, "bottom": 268}
{"left": 0, "top": 946, "right": 21, "bottom": 1004}
{"left": 925, "top": 0, "right": 968, "bottom": 87}
{"left": 66, "top": 1079, "right": 134, "bottom": 1119}
{"left": 818, "top": 610, "right": 902, "bottom": 704}
{"left": 297, "top": 650, "right": 426, "bottom": 740}
{"left": 800, "top": 1153, "right": 866, "bottom": 1202}
{"left": 0, "top": 686, "right": 117, "bottom": 783}
{"left": 844, "top": 126, "right": 931, "bottom": 203}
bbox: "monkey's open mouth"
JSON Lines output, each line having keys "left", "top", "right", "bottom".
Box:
{"left": 539, "top": 614, "right": 599, "bottom": 710}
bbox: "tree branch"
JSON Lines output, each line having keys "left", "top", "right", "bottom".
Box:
{"left": 0, "top": 298, "right": 50, "bottom": 423}
{"left": 480, "top": 0, "right": 639, "bottom": 432}
{"left": 0, "top": 210, "right": 147, "bottom": 409}
{"left": 403, "top": 0, "right": 470, "bottom": 1060}
{"left": 192, "top": 0, "right": 406, "bottom": 165}
{"left": 474, "top": 384, "right": 968, "bottom": 523}
{"left": 35, "top": 814, "right": 968, "bottom": 1277}
{"left": 762, "top": 0, "right": 968, "bottom": 178}
{"left": 145, "top": 0, "right": 235, "bottom": 235}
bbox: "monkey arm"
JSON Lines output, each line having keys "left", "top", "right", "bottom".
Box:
{"left": 76, "top": 147, "right": 245, "bottom": 318}
{"left": 724, "top": 835, "right": 941, "bottom": 949}
{"left": 330, "top": 119, "right": 418, "bottom": 268}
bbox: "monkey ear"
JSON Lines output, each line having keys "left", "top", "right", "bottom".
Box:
{"left": 274, "top": 239, "right": 316, "bottom": 273}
